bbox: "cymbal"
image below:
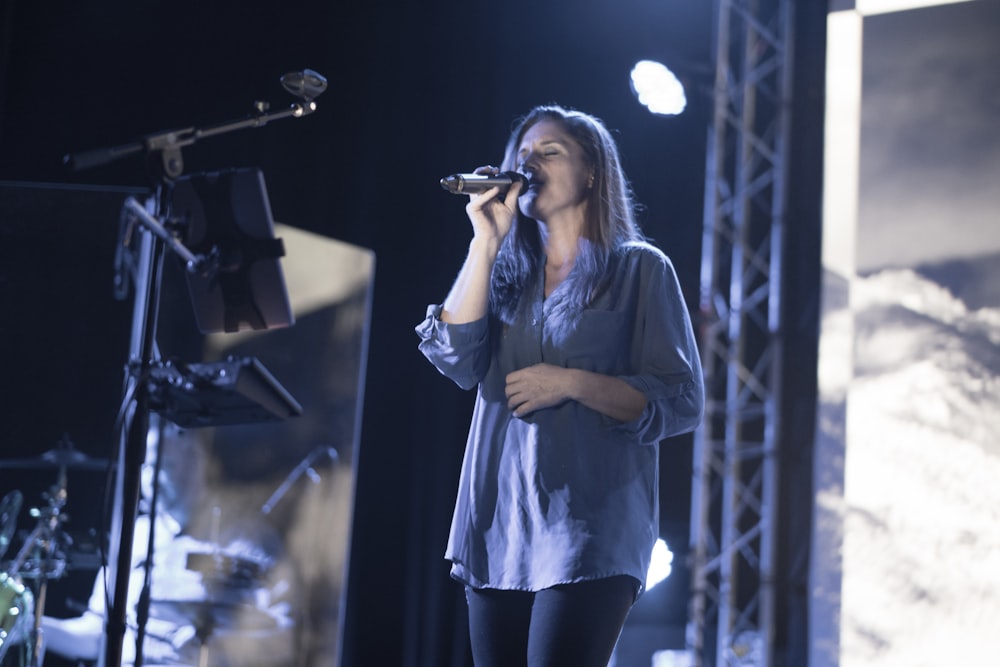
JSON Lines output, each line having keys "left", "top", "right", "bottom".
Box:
{"left": 0, "top": 447, "right": 108, "bottom": 471}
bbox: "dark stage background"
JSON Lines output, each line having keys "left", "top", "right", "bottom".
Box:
{"left": 0, "top": 1, "right": 828, "bottom": 665}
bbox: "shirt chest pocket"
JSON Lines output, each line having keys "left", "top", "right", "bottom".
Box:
{"left": 559, "top": 309, "right": 628, "bottom": 372}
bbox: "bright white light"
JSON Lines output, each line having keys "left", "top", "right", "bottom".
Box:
{"left": 645, "top": 538, "right": 674, "bottom": 590}
{"left": 652, "top": 649, "right": 694, "bottom": 667}
{"left": 630, "top": 60, "right": 687, "bottom": 116}
{"left": 822, "top": 11, "right": 861, "bottom": 281}
{"left": 855, "top": 0, "right": 973, "bottom": 15}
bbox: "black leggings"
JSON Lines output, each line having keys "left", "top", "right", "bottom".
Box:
{"left": 465, "top": 575, "right": 638, "bottom": 667}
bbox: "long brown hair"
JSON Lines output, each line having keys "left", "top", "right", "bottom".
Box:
{"left": 491, "top": 105, "right": 644, "bottom": 326}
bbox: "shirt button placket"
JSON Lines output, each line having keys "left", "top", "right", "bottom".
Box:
{"left": 533, "top": 305, "right": 544, "bottom": 359}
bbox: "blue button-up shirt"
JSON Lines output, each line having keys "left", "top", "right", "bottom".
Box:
{"left": 416, "top": 241, "right": 704, "bottom": 595}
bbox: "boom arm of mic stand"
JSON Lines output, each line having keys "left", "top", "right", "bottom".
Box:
{"left": 64, "top": 100, "right": 318, "bottom": 177}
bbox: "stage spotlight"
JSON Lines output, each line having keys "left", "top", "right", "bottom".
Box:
{"left": 630, "top": 60, "right": 687, "bottom": 116}
{"left": 645, "top": 538, "right": 674, "bottom": 591}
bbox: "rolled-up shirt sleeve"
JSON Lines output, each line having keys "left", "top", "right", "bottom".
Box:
{"left": 612, "top": 250, "right": 705, "bottom": 445}
{"left": 415, "top": 304, "right": 492, "bottom": 391}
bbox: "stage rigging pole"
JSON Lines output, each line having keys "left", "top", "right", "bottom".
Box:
{"left": 688, "top": 2, "right": 795, "bottom": 665}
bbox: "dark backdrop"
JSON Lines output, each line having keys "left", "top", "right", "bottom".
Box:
{"left": 0, "top": 1, "right": 827, "bottom": 665}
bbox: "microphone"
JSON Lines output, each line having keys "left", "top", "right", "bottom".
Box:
{"left": 281, "top": 69, "right": 328, "bottom": 101}
{"left": 440, "top": 171, "right": 528, "bottom": 195}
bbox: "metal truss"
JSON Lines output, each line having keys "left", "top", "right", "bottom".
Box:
{"left": 687, "top": 0, "right": 795, "bottom": 665}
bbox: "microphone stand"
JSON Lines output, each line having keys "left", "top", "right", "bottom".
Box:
{"left": 63, "top": 70, "right": 326, "bottom": 667}
{"left": 105, "top": 196, "right": 164, "bottom": 667}
{"left": 261, "top": 446, "right": 338, "bottom": 516}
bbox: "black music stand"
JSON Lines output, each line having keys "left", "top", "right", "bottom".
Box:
{"left": 169, "top": 167, "right": 295, "bottom": 335}
{"left": 145, "top": 168, "right": 303, "bottom": 427}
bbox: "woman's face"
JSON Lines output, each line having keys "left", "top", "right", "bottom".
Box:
{"left": 515, "top": 119, "right": 593, "bottom": 224}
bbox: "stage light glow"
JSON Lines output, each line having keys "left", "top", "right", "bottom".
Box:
{"left": 645, "top": 538, "right": 674, "bottom": 591}
{"left": 630, "top": 60, "right": 687, "bottom": 116}
{"left": 856, "top": 0, "right": 973, "bottom": 15}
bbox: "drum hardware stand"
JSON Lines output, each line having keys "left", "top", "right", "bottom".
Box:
{"left": 63, "top": 69, "right": 324, "bottom": 667}
{"left": 3, "top": 469, "right": 71, "bottom": 667}
{"left": 261, "top": 445, "right": 339, "bottom": 515}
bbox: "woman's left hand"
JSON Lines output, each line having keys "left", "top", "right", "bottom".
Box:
{"left": 505, "top": 364, "right": 570, "bottom": 418}
{"left": 505, "top": 365, "right": 648, "bottom": 422}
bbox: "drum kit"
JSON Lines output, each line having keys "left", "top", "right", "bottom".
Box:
{"left": 0, "top": 439, "right": 292, "bottom": 667}
{"left": 0, "top": 439, "right": 87, "bottom": 665}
